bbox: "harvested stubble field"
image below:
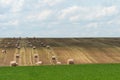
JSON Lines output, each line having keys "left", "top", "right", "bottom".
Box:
{"left": 0, "top": 38, "right": 120, "bottom": 66}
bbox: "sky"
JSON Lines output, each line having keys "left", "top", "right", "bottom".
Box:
{"left": 0, "top": 0, "right": 120, "bottom": 37}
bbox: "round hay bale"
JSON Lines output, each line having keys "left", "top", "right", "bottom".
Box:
{"left": 33, "top": 46, "right": 36, "bottom": 49}
{"left": 15, "top": 44, "right": 19, "bottom": 47}
{"left": 67, "top": 59, "right": 74, "bottom": 64}
{"left": 29, "top": 44, "right": 33, "bottom": 47}
{"left": 27, "top": 41, "right": 31, "bottom": 44}
{"left": 56, "top": 62, "right": 61, "bottom": 64}
{"left": 17, "top": 46, "right": 20, "bottom": 49}
{"left": 43, "top": 44, "right": 46, "bottom": 47}
{"left": 4, "top": 45, "right": 8, "bottom": 48}
{"left": 52, "top": 56, "right": 56, "bottom": 60}
{"left": 7, "top": 42, "right": 11, "bottom": 45}
{"left": 46, "top": 45, "right": 50, "bottom": 49}
{"left": 40, "top": 42, "right": 44, "bottom": 46}
{"left": 16, "top": 54, "right": 20, "bottom": 58}
{"left": 2, "top": 49, "right": 6, "bottom": 53}
{"left": 36, "top": 61, "right": 42, "bottom": 65}
{"left": 10, "top": 61, "right": 18, "bottom": 66}
{"left": 34, "top": 54, "right": 39, "bottom": 58}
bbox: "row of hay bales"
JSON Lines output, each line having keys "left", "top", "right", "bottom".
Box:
{"left": 26, "top": 41, "right": 51, "bottom": 50}
{"left": 0, "top": 38, "right": 21, "bottom": 48}
{"left": 10, "top": 53, "right": 74, "bottom": 66}
{"left": 51, "top": 56, "right": 74, "bottom": 64}
{"left": 26, "top": 38, "right": 50, "bottom": 48}
{"left": 51, "top": 56, "right": 61, "bottom": 64}
{"left": 10, "top": 59, "right": 74, "bottom": 66}
{"left": 10, "top": 54, "right": 42, "bottom": 66}
{"left": 1, "top": 38, "right": 75, "bottom": 66}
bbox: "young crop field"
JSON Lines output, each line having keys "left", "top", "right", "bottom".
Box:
{"left": 0, "top": 64, "right": 120, "bottom": 80}
{"left": 0, "top": 38, "right": 120, "bottom": 66}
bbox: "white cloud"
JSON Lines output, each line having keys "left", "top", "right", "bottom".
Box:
{"left": 0, "top": 0, "right": 13, "bottom": 6}
{"left": 85, "top": 22, "right": 99, "bottom": 29}
{"left": 26, "top": 9, "right": 53, "bottom": 21}
{"left": 38, "top": 10, "right": 52, "bottom": 20}
{"left": 59, "top": 6, "right": 83, "bottom": 19}
{"left": 43, "top": 0, "right": 64, "bottom": 6}
{"left": 59, "top": 6, "right": 119, "bottom": 21}
{"left": 106, "top": 14, "right": 120, "bottom": 25}
{"left": 9, "top": 20, "right": 19, "bottom": 26}
{"left": 0, "top": 14, "right": 6, "bottom": 19}
{"left": 0, "top": 0, "right": 24, "bottom": 13}
{"left": 0, "top": 20, "right": 19, "bottom": 26}
{"left": 93, "top": 6, "right": 118, "bottom": 18}
{"left": 11, "top": 0, "right": 25, "bottom": 13}
{"left": 70, "top": 15, "right": 81, "bottom": 22}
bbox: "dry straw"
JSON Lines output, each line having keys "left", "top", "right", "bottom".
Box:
{"left": 34, "top": 54, "right": 39, "bottom": 58}
{"left": 36, "top": 61, "right": 43, "bottom": 65}
{"left": 10, "top": 61, "right": 18, "bottom": 66}
{"left": 67, "top": 59, "right": 74, "bottom": 64}
{"left": 52, "top": 56, "right": 56, "bottom": 60}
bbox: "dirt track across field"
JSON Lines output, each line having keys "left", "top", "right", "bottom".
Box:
{"left": 0, "top": 38, "right": 120, "bottom": 66}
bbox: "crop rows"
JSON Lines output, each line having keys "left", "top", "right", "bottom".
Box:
{"left": 0, "top": 38, "right": 120, "bottom": 66}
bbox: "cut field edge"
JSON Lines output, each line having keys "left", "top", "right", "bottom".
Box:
{"left": 1, "top": 63, "right": 120, "bottom": 68}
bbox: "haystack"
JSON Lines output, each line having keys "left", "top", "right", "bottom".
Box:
{"left": 10, "top": 61, "right": 18, "bottom": 66}
{"left": 52, "top": 56, "right": 56, "bottom": 60}
{"left": 4, "top": 45, "right": 7, "bottom": 48}
{"left": 34, "top": 54, "right": 39, "bottom": 58}
{"left": 17, "top": 46, "right": 20, "bottom": 49}
{"left": 15, "top": 44, "right": 19, "bottom": 47}
{"left": 40, "top": 42, "right": 44, "bottom": 45}
{"left": 36, "top": 61, "right": 42, "bottom": 65}
{"left": 7, "top": 42, "right": 10, "bottom": 45}
{"left": 46, "top": 45, "right": 50, "bottom": 49}
{"left": 28, "top": 42, "right": 31, "bottom": 44}
{"left": 16, "top": 54, "right": 20, "bottom": 58}
{"left": 43, "top": 44, "right": 46, "bottom": 47}
{"left": 2, "top": 49, "right": 6, "bottom": 53}
{"left": 30, "top": 44, "right": 33, "bottom": 47}
{"left": 33, "top": 46, "right": 36, "bottom": 49}
{"left": 56, "top": 61, "right": 61, "bottom": 64}
{"left": 67, "top": 59, "right": 74, "bottom": 64}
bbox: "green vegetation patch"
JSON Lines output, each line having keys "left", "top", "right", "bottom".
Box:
{"left": 0, "top": 64, "right": 120, "bottom": 80}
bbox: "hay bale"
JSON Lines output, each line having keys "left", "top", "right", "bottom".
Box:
{"left": 2, "top": 49, "right": 6, "bottom": 53}
{"left": 7, "top": 42, "right": 11, "bottom": 45}
{"left": 46, "top": 45, "right": 50, "bottom": 49}
{"left": 27, "top": 41, "right": 31, "bottom": 44}
{"left": 16, "top": 54, "right": 20, "bottom": 58}
{"left": 17, "top": 46, "right": 20, "bottom": 49}
{"left": 36, "top": 61, "right": 42, "bottom": 65}
{"left": 29, "top": 44, "right": 33, "bottom": 47}
{"left": 15, "top": 44, "right": 19, "bottom": 47}
{"left": 33, "top": 46, "right": 36, "bottom": 49}
{"left": 4, "top": 45, "right": 7, "bottom": 48}
{"left": 52, "top": 56, "right": 56, "bottom": 60}
{"left": 40, "top": 42, "right": 44, "bottom": 46}
{"left": 67, "top": 59, "right": 74, "bottom": 64}
{"left": 43, "top": 44, "right": 46, "bottom": 47}
{"left": 56, "top": 62, "right": 61, "bottom": 64}
{"left": 34, "top": 54, "right": 39, "bottom": 58}
{"left": 10, "top": 61, "right": 18, "bottom": 66}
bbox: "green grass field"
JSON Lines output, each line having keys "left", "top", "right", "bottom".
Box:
{"left": 0, "top": 64, "right": 120, "bottom": 80}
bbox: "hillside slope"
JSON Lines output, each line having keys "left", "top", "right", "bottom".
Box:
{"left": 0, "top": 38, "right": 120, "bottom": 66}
